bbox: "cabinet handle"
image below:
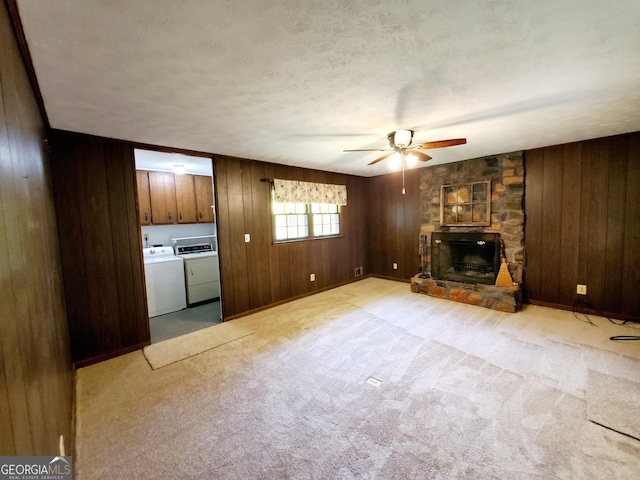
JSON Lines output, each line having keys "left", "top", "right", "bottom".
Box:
{"left": 190, "top": 268, "right": 194, "bottom": 276}
{"left": 144, "top": 212, "right": 148, "bottom": 221}
{"left": 199, "top": 211, "right": 203, "bottom": 220}
{"left": 179, "top": 212, "right": 183, "bottom": 220}
{"left": 168, "top": 212, "right": 172, "bottom": 221}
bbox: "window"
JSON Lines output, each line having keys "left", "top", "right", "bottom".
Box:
{"left": 273, "top": 201, "right": 309, "bottom": 240}
{"left": 272, "top": 192, "right": 340, "bottom": 241}
{"left": 311, "top": 204, "right": 340, "bottom": 237}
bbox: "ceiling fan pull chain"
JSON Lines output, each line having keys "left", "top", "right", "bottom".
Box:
{"left": 402, "top": 153, "right": 406, "bottom": 195}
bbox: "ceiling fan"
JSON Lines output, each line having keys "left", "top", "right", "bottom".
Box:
{"left": 344, "top": 129, "right": 466, "bottom": 194}
{"left": 344, "top": 129, "right": 466, "bottom": 166}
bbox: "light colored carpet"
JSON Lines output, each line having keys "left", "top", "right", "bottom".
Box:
{"left": 143, "top": 321, "right": 252, "bottom": 369}
{"left": 587, "top": 369, "right": 640, "bottom": 440}
{"left": 75, "top": 278, "right": 640, "bottom": 479}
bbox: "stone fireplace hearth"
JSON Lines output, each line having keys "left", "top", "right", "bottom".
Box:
{"left": 411, "top": 276, "right": 521, "bottom": 312}
{"left": 412, "top": 152, "right": 524, "bottom": 312}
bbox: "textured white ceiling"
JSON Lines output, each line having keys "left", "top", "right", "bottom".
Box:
{"left": 16, "top": 0, "right": 640, "bottom": 176}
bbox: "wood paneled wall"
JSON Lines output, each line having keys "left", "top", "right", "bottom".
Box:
{"left": 0, "top": 0, "right": 73, "bottom": 455}
{"left": 525, "top": 133, "right": 640, "bottom": 320}
{"left": 28, "top": 118, "right": 640, "bottom": 371}
{"left": 34, "top": 129, "right": 640, "bottom": 369}
{"left": 367, "top": 169, "right": 422, "bottom": 280}
{"left": 45, "top": 138, "right": 371, "bottom": 363}
{"left": 214, "top": 155, "right": 369, "bottom": 318}
{"left": 49, "top": 131, "right": 149, "bottom": 365}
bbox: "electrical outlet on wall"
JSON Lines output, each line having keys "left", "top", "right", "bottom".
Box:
{"left": 393, "top": 263, "right": 398, "bottom": 270}
{"left": 310, "top": 273, "right": 315, "bottom": 281}
{"left": 244, "top": 233, "right": 250, "bottom": 243}
{"left": 577, "top": 284, "right": 587, "bottom": 295}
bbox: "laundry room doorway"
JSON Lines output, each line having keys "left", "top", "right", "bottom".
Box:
{"left": 134, "top": 148, "right": 223, "bottom": 343}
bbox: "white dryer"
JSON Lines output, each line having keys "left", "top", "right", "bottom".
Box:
{"left": 176, "top": 243, "right": 220, "bottom": 306}
{"left": 143, "top": 247, "right": 187, "bottom": 317}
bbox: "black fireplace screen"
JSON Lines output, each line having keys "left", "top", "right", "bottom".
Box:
{"left": 431, "top": 232, "right": 501, "bottom": 285}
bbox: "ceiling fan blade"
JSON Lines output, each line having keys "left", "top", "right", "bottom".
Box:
{"left": 291, "top": 133, "right": 378, "bottom": 137}
{"left": 411, "top": 151, "right": 432, "bottom": 162}
{"left": 368, "top": 152, "right": 396, "bottom": 165}
{"left": 343, "top": 148, "right": 391, "bottom": 152}
{"left": 414, "top": 138, "right": 467, "bottom": 150}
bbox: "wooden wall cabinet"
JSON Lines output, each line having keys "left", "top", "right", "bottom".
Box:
{"left": 136, "top": 170, "right": 152, "bottom": 225}
{"left": 174, "top": 174, "right": 197, "bottom": 223}
{"left": 195, "top": 174, "right": 215, "bottom": 223}
{"left": 148, "top": 171, "right": 177, "bottom": 224}
{"left": 136, "top": 170, "right": 214, "bottom": 225}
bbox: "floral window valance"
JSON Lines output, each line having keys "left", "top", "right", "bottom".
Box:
{"left": 273, "top": 179, "right": 347, "bottom": 206}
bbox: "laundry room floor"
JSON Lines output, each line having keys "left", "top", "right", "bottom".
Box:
{"left": 149, "top": 301, "right": 222, "bottom": 343}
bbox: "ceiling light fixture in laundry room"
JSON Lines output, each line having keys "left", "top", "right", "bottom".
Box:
{"left": 172, "top": 164, "right": 186, "bottom": 174}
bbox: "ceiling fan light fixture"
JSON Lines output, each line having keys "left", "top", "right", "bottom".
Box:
{"left": 389, "top": 153, "right": 402, "bottom": 171}
{"left": 393, "top": 129, "right": 413, "bottom": 148}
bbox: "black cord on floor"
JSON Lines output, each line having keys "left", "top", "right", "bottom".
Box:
{"left": 573, "top": 298, "right": 640, "bottom": 342}
{"left": 572, "top": 308, "right": 597, "bottom": 326}
{"left": 610, "top": 335, "right": 640, "bottom": 341}
{"left": 572, "top": 300, "right": 597, "bottom": 327}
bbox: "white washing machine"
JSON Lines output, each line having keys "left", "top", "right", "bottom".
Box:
{"left": 143, "top": 247, "right": 187, "bottom": 317}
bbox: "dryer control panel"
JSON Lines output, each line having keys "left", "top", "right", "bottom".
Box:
{"left": 176, "top": 243, "right": 213, "bottom": 255}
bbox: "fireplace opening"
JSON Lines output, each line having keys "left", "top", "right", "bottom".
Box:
{"left": 431, "top": 232, "right": 501, "bottom": 285}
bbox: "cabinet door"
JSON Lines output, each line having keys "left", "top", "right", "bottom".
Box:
{"left": 174, "top": 174, "right": 197, "bottom": 223}
{"left": 194, "top": 175, "right": 215, "bottom": 223}
{"left": 136, "top": 170, "right": 152, "bottom": 225}
{"left": 148, "top": 171, "right": 177, "bottom": 224}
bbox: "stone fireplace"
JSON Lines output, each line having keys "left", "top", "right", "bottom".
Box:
{"left": 411, "top": 152, "right": 524, "bottom": 312}
{"left": 431, "top": 232, "right": 501, "bottom": 285}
